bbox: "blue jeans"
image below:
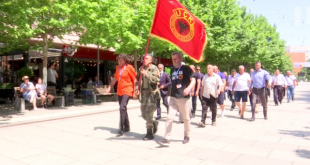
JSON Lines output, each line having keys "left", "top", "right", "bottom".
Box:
{"left": 287, "top": 86, "right": 295, "bottom": 101}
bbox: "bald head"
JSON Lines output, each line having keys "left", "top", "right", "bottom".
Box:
{"left": 189, "top": 65, "right": 195, "bottom": 72}
{"left": 207, "top": 64, "right": 214, "bottom": 75}
{"left": 239, "top": 65, "right": 245, "bottom": 74}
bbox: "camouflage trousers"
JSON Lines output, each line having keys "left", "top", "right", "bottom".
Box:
{"left": 140, "top": 90, "right": 157, "bottom": 129}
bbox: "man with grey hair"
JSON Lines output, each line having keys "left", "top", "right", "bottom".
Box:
{"left": 232, "top": 65, "right": 251, "bottom": 119}
{"left": 199, "top": 64, "right": 223, "bottom": 127}
{"left": 157, "top": 52, "right": 196, "bottom": 146}
{"left": 285, "top": 70, "right": 297, "bottom": 102}
{"left": 271, "top": 69, "right": 287, "bottom": 105}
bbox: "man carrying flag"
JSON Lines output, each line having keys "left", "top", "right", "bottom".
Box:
{"left": 136, "top": 0, "right": 206, "bottom": 146}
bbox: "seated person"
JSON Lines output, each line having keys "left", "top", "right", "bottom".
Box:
{"left": 93, "top": 76, "right": 103, "bottom": 86}
{"left": 87, "top": 77, "right": 93, "bottom": 88}
{"left": 36, "top": 77, "right": 54, "bottom": 108}
{"left": 20, "top": 76, "right": 38, "bottom": 110}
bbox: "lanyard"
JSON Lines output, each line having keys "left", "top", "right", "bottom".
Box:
{"left": 119, "top": 64, "right": 126, "bottom": 81}
{"left": 173, "top": 65, "right": 182, "bottom": 80}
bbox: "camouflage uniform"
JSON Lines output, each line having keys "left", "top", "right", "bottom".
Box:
{"left": 139, "top": 64, "right": 160, "bottom": 139}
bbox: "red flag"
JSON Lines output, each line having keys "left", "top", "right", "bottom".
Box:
{"left": 150, "top": 0, "right": 207, "bottom": 62}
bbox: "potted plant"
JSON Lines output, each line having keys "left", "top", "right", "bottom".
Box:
{"left": 16, "top": 67, "right": 34, "bottom": 82}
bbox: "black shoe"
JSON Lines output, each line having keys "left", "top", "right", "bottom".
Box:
{"left": 156, "top": 116, "right": 161, "bottom": 120}
{"left": 143, "top": 129, "right": 154, "bottom": 141}
{"left": 118, "top": 129, "right": 124, "bottom": 136}
{"left": 157, "top": 139, "right": 170, "bottom": 147}
{"left": 123, "top": 128, "right": 130, "bottom": 132}
{"left": 249, "top": 118, "right": 255, "bottom": 122}
{"left": 183, "top": 136, "right": 190, "bottom": 144}
{"left": 153, "top": 121, "right": 159, "bottom": 134}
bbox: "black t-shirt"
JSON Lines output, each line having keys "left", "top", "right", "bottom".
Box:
{"left": 171, "top": 65, "right": 194, "bottom": 98}
{"left": 194, "top": 72, "right": 201, "bottom": 91}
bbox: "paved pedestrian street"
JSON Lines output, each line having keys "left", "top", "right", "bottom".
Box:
{"left": 0, "top": 83, "right": 310, "bottom": 165}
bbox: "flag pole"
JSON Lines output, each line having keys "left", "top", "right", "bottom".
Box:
{"left": 137, "top": 35, "right": 152, "bottom": 91}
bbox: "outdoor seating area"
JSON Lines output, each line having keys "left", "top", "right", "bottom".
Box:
{"left": 8, "top": 85, "right": 117, "bottom": 112}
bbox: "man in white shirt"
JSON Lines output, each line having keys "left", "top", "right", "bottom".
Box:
{"left": 226, "top": 69, "right": 237, "bottom": 111}
{"left": 272, "top": 69, "right": 287, "bottom": 105}
{"left": 285, "top": 71, "right": 297, "bottom": 102}
{"left": 232, "top": 65, "right": 251, "bottom": 119}
{"left": 47, "top": 63, "right": 58, "bottom": 87}
{"left": 199, "top": 65, "right": 223, "bottom": 127}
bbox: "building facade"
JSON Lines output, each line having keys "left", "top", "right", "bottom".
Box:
{"left": 286, "top": 52, "right": 306, "bottom": 74}
{"left": 286, "top": 46, "right": 310, "bottom": 61}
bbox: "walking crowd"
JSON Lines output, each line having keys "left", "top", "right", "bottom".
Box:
{"left": 18, "top": 51, "right": 298, "bottom": 147}
{"left": 105, "top": 51, "right": 300, "bottom": 147}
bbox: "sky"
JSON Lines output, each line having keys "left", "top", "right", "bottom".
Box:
{"left": 239, "top": 0, "right": 310, "bottom": 46}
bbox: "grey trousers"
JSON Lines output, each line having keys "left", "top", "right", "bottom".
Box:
{"left": 251, "top": 88, "right": 268, "bottom": 119}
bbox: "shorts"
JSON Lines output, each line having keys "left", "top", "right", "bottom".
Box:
{"left": 235, "top": 91, "right": 248, "bottom": 102}
{"left": 217, "top": 92, "right": 225, "bottom": 105}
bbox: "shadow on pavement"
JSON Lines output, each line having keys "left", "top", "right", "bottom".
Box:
{"left": 296, "top": 149, "right": 310, "bottom": 159}
{"left": 278, "top": 127, "right": 310, "bottom": 139}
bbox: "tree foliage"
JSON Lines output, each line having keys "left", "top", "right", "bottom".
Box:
{"left": 1, "top": 0, "right": 292, "bottom": 75}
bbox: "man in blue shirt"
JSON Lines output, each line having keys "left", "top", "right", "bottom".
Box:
{"left": 250, "top": 62, "right": 271, "bottom": 121}
{"left": 93, "top": 76, "right": 103, "bottom": 86}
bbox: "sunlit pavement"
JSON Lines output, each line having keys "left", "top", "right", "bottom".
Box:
{"left": 0, "top": 83, "right": 309, "bottom": 165}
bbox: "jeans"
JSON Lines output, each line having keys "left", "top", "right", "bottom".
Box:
{"left": 287, "top": 86, "right": 295, "bottom": 101}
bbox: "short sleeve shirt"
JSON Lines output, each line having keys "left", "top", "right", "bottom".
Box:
{"left": 171, "top": 65, "right": 194, "bottom": 98}
{"left": 194, "top": 72, "right": 201, "bottom": 91}
{"left": 227, "top": 75, "right": 236, "bottom": 91}
{"left": 20, "top": 82, "right": 34, "bottom": 96}
{"left": 114, "top": 64, "right": 137, "bottom": 97}
{"left": 285, "top": 75, "right": 297, "bottom": 86}
{"left": 202, "top": 73, "right": 223, "bottom": 98}
{"left": 47, "top": 68, "right": 57, "bottom": 83}
{"left": 35, "top": 84, "right": 46, "bottom": 94}
{"left": 234, "top": 73, "right": 251, "bottom": 91}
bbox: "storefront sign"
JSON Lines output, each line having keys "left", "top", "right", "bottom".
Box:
{"left": 63, "top": 45, "right": 77, "bottom": 57}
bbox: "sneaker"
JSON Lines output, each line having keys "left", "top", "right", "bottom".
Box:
{"left": 197, "top": 122, "right": 205, "bottom": 127}
{"left": 44, "top": 103, "right": 48, "bottom": 109}
{"left": 157, "top": 139, "right": 170, "bottom": 147}
{"left": 212, "top": 122, "right": 216, "bottom": 126}
{"left": 191, "top": 113, "right": 195, "bottom": 118}
{"left": 183, "top": 136, "right": 190, "bottom": 144}
{"left": 287, "top": 100, "right": 290, "bottom": 103}
{"left": 230, "top": 108, "right": 234, "bottom": 111}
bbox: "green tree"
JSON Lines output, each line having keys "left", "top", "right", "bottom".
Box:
{"left": 0, "top": 0, "right": 97, "bottom": 84}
